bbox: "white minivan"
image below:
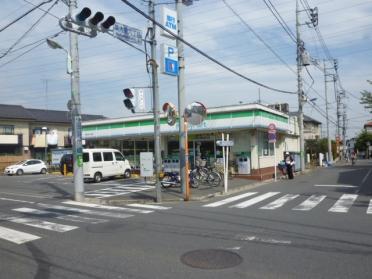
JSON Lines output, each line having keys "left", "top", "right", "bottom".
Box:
{"left": 82, "top": 148, "right": 132, "bottom": 183}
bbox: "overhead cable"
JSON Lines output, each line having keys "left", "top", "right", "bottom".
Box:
{"left": 0, "top": 0, "right": 53, "bottom": 33}
{"left": 121, "top": 0, "right": 296, "bottom": 95}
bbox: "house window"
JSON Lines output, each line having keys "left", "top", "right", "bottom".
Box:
{"left": 0, "top": 125, "right": 14, "bottom": 135}
{"left": 258, "top": 131, "right": 274, "bottom": 156}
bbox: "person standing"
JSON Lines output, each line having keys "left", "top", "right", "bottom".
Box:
{"left": 285, "top": 152, "right": 295, "bottom": 179}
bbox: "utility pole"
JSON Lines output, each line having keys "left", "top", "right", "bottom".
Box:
{"left": 296, "top": 0, "right": 305, "bottom": 172}
{"left": 69, "top": 0, "right": 84, "bottom": 202}
{"left": 323, "top": 59, "right": 333, "bottom": 163}
{"left": 176, "top": 0, "right": 187, "bottom": 196}
{"left": 149, "top": 0, "right": 162, "bottom": 202}
{"left": 342, "top": 103, "right": 347, "bottom": 158}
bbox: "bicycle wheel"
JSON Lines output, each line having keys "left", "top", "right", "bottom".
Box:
{"left": 207, "top": 171, "right": 222, "bottom": 187}
{"left": 189, "top": 171, "right": 199, "bottom": 188}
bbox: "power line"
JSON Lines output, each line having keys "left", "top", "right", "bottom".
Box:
{"left": 0, "top": 0, "right": 53, "bottom": 33}
{"left": 120, "top": 0, "right": 296, "bottom": 95}
{"left": 0, "top": 0, "right": 59, "bottom": 59}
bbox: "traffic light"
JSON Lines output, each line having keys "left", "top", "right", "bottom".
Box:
{"left": 123, "top": 88, "right": 136, "bottom": 113}
{"left": 309, "top": 7, "right": 318, "bottom": 27}
{"left": 59, "top": 7, "right": 116, "bottom": 37}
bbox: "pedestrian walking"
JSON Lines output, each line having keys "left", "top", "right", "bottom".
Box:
{"left": 285, "top": 152, "right": 295, "bottom": 180}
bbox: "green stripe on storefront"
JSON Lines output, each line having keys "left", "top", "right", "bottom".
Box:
{"left": 83, "top": 109, "right": 288, "bottom": 132}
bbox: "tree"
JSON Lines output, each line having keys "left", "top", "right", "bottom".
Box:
{"left": 355, "top": 130, "right": 372, "bottom": 152}
{"left": 360, "top": 80, "right": 372, "bottom": 113}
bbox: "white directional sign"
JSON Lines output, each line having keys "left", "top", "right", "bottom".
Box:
{"left": 161, "top": 44, "right": 179, "bottom": 76}
{"left": 161, "top": 7, "right": 178, "bottom": 38}
{"left": 113, "top": 23, "right": 142, "bottom": 45}
{"left": 216, "top": 140, "right": 234, "bottom": 147}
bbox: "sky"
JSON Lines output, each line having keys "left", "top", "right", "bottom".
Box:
{"left": 0, "top": 0, "right": 371, "bottom": 140}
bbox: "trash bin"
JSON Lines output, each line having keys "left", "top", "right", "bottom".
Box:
{"left": 237, "top": 156, "right": 251, "bottom": 174}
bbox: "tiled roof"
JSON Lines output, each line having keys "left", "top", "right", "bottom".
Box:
{"left": 0, "top": 104, "right": 105, "bottom": 123}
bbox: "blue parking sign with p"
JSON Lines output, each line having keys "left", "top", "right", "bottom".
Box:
{"left": 162, "top": 44, "right": 179, "bottom": 76}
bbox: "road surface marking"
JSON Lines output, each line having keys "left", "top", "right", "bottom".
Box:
{"left": 260, "top": 194, "right": 299, "bottom": 210}
{"left": 203, "top": 192, "right": 258, "bottom": 207}
{"left": 328, "top": 194, "right": 358, "bottom": 213}
{"left": 0, "top": 197, "right": 35, "bottom": 204}
{"left": 63, "top": 201, "right": 153, "bottom": 214}
{"left": 314, "top": 184, "right": 358, "bottom": 188}
{"left": 367, "top": 200, "right": 372, "bottom": 214}
{"left": 37, "top": 203, "right": 134, "bottom": 219}
{"left": 361, "top": 169, "right": 372, "bottom": 186}
{"left": 292, "top": 195, "right": 327, "bottom": 211}
{"left": 0, "top": 226, "right": 40, "bottom": 244}
{"left": 12, "top": 208, "right": 107, "bottom": 224}
{"left": 230, "top": 192, "right": 281, "bottom": 209}
{"left": 126, "top": 204, "right": 171, "bottom": 210}
{"left": 235, "top": 234, "right": 291, "bottom": 245}
{"left": 0, "top": 215, "right": 78, "bottom": 232}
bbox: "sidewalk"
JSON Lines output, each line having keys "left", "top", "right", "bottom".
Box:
{"left": 85, "top": 177, "right": 270, "bottom": 206}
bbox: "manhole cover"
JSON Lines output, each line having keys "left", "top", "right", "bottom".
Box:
{"left": 180, "top": 249, "right": 243, "bottom": 269}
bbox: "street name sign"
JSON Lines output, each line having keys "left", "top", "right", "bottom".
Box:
{"left": 216, "top": 140, "right": 234, "bottom": 147}
{"left": 113, "top": 23, "right": 142, "bottom": 45}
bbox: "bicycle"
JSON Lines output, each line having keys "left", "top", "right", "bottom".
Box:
{"left": 191, "top": 159, "right": 222, "bottom": 187}
{"left": 161, "top": 171, "right": 199, "bottom": 188}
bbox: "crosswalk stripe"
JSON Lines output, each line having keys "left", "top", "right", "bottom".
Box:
{"left": 230, "top": 192, "right": 281, "bottom": 209}
{"left": 37, "top": 203, "right": 134, "bottom": 219}
{"left": 292, "top": 195, "right": 327, "bottom": 211}
{"left": 203, "top": 192, "right": 258, "bottom": 207}
{"left": 328, "top": 194, "right": 358, "bottom": 213}
{"left": 0, "top": 215, "right": 78, "bottom": 232}
{"left": 260, "top": 194, "right": 299, "bottom": 210}
{"left": 12, "top": 208, "right": 107, "bottom": 224}
{"left": 62, "top": 201, "right": 153, "bottom": 214}
{"left": 0, "top": 226, "right": 40, "bottom": 244}
{"left": 126, "top": 204, "right": 171, "bottom": 210}
{"left": 367, "top": 200, "right": 372, "bottom": 214}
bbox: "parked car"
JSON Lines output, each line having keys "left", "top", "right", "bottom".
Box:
{"left": 4, "top": 159, "right": 47, "bottom": 176}
{"left": 59, "top": 153, "right": 73, "bottom": 174}
{"left": 82, "top": 148, "right": 132, "bottom": 182}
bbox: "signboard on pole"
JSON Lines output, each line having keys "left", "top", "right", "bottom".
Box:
{"left": 113, "top": 23, "right": 143, "bottom": 45}
{"left": 160, "top": 7, "right": 177, "bottom": 38}
{"left": 161, "top": 44, "right": 179, "bottom": 76}
{"left": 216, "top": 140, "right": 234, "bottom": 147}
{"left": 137, "top": 89, "right": 146, "bottom": 111}
{"left": 268, "top": 123, "right": 277, "bottom": 143}
{"left": 140, "top": 152, "right": 153, "bottom": 177}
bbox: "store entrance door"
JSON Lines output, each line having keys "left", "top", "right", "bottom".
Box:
{"left": 192, "top": 140, "right": 216, "bottom": 167}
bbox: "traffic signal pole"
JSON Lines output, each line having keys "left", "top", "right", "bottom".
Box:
{"left": 69, "top": 0, "right": 84, "bottom": 201}
{"left": 149, "top": 0, "right": 162, "bottom": 203}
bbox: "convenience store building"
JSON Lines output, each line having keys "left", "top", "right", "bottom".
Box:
{"left": 82, "top": 103, "right": 300, "bottom": 180}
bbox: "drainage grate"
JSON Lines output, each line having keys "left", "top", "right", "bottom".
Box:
{"left": 180, "top": 249, "right": 243, "bottom": 270}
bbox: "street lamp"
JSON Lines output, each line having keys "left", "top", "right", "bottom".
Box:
{"left": 42, "top": 127, "right": 48, "bottom": 163}
{"left": 46, "top": 38, "right": 72, "bottom": 74}
{"left": 46, "top": 37, "right": 84, "bottom": 202}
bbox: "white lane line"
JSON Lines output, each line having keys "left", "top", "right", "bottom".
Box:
{"left": 260, "top": 194, "right": 299, "bottom": 210}
{"left": 230, "top": 192, "right": 281, "bottom": 209}
{"left": 314, "top": 184, "right": 358, "bottom": 188}
{"left": 361, "top": 169, "right": 372, "bottom": 186}
{"left": 126, "top": 204, "right": 171, "bottom": 210}
{"left": 62, "top": 200, "right": 153, "bottom": 214}
{"left": 367, "top": 200, "right": 372, "bottom": 214}
{"left": 0, "top": 215, "right": 78, "bottom": 232}
{"left": 292, "top": 195, "right": 327, "bottom": 211}
{"left": 328, "top": 194, "right": 358, "bottom": 213}
{"left": 0, "top": 197, "right": 35, "bottom": 204}
{"left": 0, "top": 226, "right": 40, "bottom": 244}
{"left": 203, "top": 192, "right": 258, "bottom": 208}
{"left": 38, "top": 203, "right": 135, "bottom": 219}
{"left": 235, "top": 234, "right": 291, "bottom": 245}
{"left": 12, "top": 208, "right": 107, "bottom": 224}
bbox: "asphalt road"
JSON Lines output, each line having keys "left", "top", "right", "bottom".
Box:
{"left": 0, "top": 160, "right": 371, "bottom": 279}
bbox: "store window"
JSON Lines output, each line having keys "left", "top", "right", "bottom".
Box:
{"left": 258, "top": 131, "right": 274, "bottom": 156}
